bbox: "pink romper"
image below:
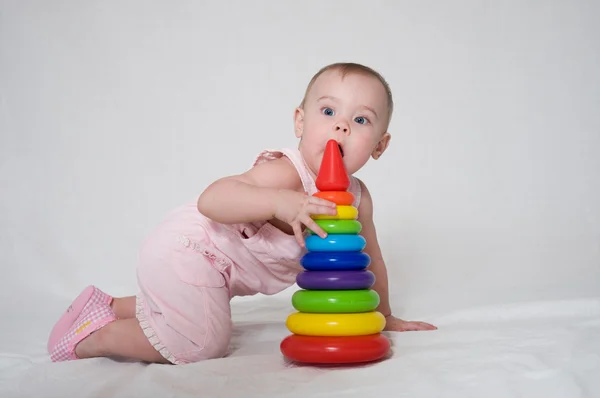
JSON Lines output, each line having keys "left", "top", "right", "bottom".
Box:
{"left": 135, "top": 148, "right": 362, "bottom": 364}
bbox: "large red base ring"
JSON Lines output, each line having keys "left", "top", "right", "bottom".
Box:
{"left": 280, "top": 333, "right": 391, "bottom": 364}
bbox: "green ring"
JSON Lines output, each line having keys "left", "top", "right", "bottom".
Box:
{"left": 292, "top": 289, "right": 380, "bottom": 313}
{"left": 309, "top": 219, "right": 362, "bottom": 235}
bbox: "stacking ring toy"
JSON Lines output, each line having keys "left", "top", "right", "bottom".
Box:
{"left": 296, "top": 270, "right": 375, "bottom": 290}
{"left": 300, "top": 252, "right": 371, "bottom": 271}
{"left": 312, "top": 205, "right": 358, "bottom": 220}
{"left": 286, "top": 311, "right": 386, "bottom": 336}
{"left": 305, "top": 234, "right": 366, "bottom": 252}
{"left": 292, "top": 289, "right": 380, "bottom": 313}
{"left": 313, "top": 191, "right": 355, "bottom": 206}
{"left": 309, "top": 220, "right": 362, "bottom": 235}
{"left": 280, "top": 333, "right": 390, "bottom": 364}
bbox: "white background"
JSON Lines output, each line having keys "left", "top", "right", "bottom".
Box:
{"left": 1, "top": 0, "right": 599, "bottom": 322}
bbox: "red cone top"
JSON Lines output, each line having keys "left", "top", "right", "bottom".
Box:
{"left": 316, "top": 139, "right": 350, "bottom": 191}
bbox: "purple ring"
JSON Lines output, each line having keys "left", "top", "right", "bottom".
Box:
{"left": 296, "top": 270, "right": 376, "bottom": 290}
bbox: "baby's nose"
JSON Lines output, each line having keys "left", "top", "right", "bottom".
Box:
{"left": 334, "top": 122, "right": 349, "bottom": 133}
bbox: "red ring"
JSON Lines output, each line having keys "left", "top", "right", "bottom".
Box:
{"left": 313, "top": 191, "right": 355, "bottom": 206}
{"left": 280, "top": 333, "right": 390, "bottom": 364}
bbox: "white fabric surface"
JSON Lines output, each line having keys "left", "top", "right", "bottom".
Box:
{"left": 1, "top": 286, "right": 599, "bottom": 397}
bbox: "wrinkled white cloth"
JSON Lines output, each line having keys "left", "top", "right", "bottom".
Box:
{"left": 1, "top": 286, "right": 599, "bottom": 398}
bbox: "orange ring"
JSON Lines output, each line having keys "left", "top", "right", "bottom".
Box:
{"left": 313, "top": 191, "right": 355, "bottom": 206}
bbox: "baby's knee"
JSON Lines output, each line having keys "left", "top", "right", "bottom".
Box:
{"left": 176, "top": 324, "right": 232, "bottom": 364}
{"left": 205, "top": 319, "right": 233, "bottom": 359}
{"left": 206, "top": 333, "right": 232, "bottom": 360}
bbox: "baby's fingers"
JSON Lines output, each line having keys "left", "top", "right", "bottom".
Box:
{"left": 309, "top": 196, "right": 337, "bottom": 209}
{"left": 303, "top": 217, "right": 328, "bottom": 239}
{"left": 292, "top": 223, "right": 306, "bottom": 247}
{"left": 307, "top": 203, "right": 337, "bottom": 217}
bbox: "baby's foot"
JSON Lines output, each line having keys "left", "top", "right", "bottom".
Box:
{"left": 47, "top": 286, "right": 113, "bottom": 352}
{"left": 50, "top": 302, "right": 117, "bottom": 361}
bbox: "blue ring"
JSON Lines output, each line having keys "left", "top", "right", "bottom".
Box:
{"left": 305, "top": 234, "right": 366, "bottom": 252}
{"left": 300, "top": 252, "right": 371, "bottom": 271}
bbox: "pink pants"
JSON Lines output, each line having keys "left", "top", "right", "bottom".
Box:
{"left": 135, "top": 231, "right": 233, "bottom": 365}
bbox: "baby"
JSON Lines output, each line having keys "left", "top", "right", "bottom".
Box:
{"left": 47, "top": 62, "right": 437, "bottom": 365}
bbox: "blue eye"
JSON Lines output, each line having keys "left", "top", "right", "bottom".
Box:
{"left": 355, "top": 116, "right": 368, "bottom": 125}
{"left": 322, "top": 107, "right": 335, "bottom": 116}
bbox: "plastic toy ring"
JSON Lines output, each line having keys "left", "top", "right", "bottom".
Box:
{"left": 286, "top": 311, "right": 386, "bottom": 336}
{"left": 296, "top": 270, "right": 375, "bottom": 290}
{"left": 309, "top": 219, "right": 362, "bottom": 235}
{"left": 300, "top": 252, "right": 371, "bottom": 271}
{"left": 292, "top": 289, "right": 380, "bottom": 313}
{"left": 312, "top": 205, "right": 358, "bottom": 220}
{"left": 313, "top": 191, "right": 355, "bottom": 206}
{"left": 305, "top": 234, "right": 366, "bottom": 252}
{"left": 280, "top": 333, "right": 391, "bottom": 364}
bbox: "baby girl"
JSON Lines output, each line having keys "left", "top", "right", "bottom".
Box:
{"left": 47, "top": 62, "right": 437, "bottom": 364}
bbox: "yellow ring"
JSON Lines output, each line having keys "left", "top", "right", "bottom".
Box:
{"left": 312, "top": 205, "right": 358, "bottom": 220}
{"left": 286, "top": 311, "right": 386, "bottom": 336}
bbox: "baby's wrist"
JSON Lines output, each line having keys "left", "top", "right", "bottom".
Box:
{"left": 270, "top": 188, "right": 284, "bottom": 219}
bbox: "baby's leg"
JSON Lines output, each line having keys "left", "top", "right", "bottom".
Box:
{"left": 111, "top": 296, "right": 136, "bottom": 319}
{"left": 48, "top": 288, "right": 136, "bottom": 353}
{"left": 49, "top": 298, "right": 169, "bottom": 363}
{"left": 75, "top": 318, "right": 169, "bottom": 364}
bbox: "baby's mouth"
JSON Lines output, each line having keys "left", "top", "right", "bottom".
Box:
{"left": 338, "top": 143, "right": 344, "bottom": 157}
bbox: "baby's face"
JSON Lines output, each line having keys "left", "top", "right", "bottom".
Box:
{"left": 296, "top": 69, "right": 390, "bottom": 177}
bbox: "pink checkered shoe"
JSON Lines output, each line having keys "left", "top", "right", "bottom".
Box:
{"left": 47, "top": 285, "right": 113, "bottom": 353}
{"left": 50, "top": 302, "right": 117, "bottom": 361}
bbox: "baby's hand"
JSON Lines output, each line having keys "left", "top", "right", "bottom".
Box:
{"left": 274, "top": 189, "right": 337, "bottom": 247}
{"left": 384, "top": 314, "right": 437, "bottom": 332}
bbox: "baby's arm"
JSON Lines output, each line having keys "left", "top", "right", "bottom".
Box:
{"left": 197, "top": 157, "right": 336, "bottom": 245}
{"left": 198, "top": 158, "right": 300, "bottom": 223}
{"left": 357, "top": 179, "right": 437, "bottom": 332}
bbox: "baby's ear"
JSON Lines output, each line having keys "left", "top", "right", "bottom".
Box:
{"left": 372, "top": 132, "right": 391, "bottom": 160}
{"left": 294, "top": 108, "right": 304, "bottom": 138}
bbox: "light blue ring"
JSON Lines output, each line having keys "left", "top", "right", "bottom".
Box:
{"left": 305, "top": 234, "right": 366, "bottom": 252}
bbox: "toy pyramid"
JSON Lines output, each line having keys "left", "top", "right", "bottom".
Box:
{"left": 280, "top": 140, "right": 391, "bottom": 364}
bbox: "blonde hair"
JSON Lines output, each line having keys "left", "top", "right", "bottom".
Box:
{"left": 299, "top": 62, "right": 394, "bottom": 123}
